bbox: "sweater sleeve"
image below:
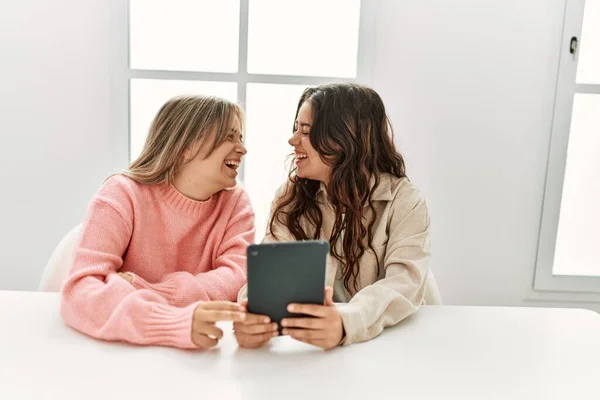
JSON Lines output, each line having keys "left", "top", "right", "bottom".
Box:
{"left": 337, "top": 187, "right": 431, "bottom": 346}
{"left": 130, "top": 188, "right": 255, "bottom": 306}
{"left": 60, "top": 179, "right": 198, "bottom": 349}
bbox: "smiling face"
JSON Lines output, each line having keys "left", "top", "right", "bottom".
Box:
{"left": 177, "top": 113, "right": 247, "bottom": 198}
{"left": 288, "top": 101, "right": 331, "bottom": 183}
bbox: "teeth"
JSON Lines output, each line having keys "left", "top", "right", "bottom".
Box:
{"left": 224, "top": 160, "right": 240, "bottom": 167}
{"left": 296, "top": 154, "right": 308, "bottom": 159}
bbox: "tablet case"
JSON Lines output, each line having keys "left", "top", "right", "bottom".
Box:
{"left": 247, "top": 240, "right": 329, "bottom": 324}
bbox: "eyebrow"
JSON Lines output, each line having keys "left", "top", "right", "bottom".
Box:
{"left": 295, "top": 121, "right": 312, "bottom": 127}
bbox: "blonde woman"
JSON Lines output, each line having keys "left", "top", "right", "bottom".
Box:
{"left": 61, "top": 96, "right": 256, "bottom": 350}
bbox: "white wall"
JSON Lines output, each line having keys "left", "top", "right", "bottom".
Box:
{"left": 371, "top": 0, "right": 599, "bottom": 312}
{"left": 0, "top": 0, "right": 127, "bottom": 290}
{"left": 1, "top": 0, "right": 598, "bottom": 313}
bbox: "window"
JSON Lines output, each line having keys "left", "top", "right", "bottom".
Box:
{"left": 124, "top": 0, "right": 370, "bottom": 240}
{"left": 535, "top": 0, "right": 600, "bottom": 293}
{"left": 129, "top": 79, "right": 238, "bottom": 161}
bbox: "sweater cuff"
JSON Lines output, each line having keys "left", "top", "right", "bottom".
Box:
{"left": 145, "top": 302, "right": 198, "bottom": 349}
{"left": 336, "top": 303, "right": 364, "bottom": 346}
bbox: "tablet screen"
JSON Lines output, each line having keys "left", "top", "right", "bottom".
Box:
{"left": 247, "top": 240, "right": 329, "bottom": 323}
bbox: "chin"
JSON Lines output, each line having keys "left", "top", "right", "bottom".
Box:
{"left": 295, "top": 168, "right": 308, "bottom": 179}
{"left": 223, "top": 180, "right": 238, "bottom": 190}
{"left": 220, "top": 175, "right": 238, "bottom": 190}
{"left": 296, "top": 171, "right": 315, "bottom": 181}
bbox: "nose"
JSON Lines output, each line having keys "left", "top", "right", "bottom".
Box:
{"left": 288, "top": 131, "right": 300, "bottom": 147}
{"left": 236, "top": 140, "right": 247, "bottom": 156}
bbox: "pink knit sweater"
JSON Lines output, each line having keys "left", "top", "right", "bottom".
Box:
{"left": 60, "top": 175, "right": 255, "bottom": 349}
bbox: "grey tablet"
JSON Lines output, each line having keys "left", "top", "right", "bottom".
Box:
{"left": 247, "top": 240, "right": 329, "bottom": 324}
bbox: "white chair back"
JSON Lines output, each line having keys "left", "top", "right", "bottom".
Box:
{"left": 38, "top": 224, "right": 82, "bottom": 292}
{"left": 423, "top": 269, "right": 443, "bottom": 305}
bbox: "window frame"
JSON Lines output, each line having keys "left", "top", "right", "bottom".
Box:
{"left": 114, "top": 0, "right": 374, "bottom": 181}
{"left": 534, "top": 0, "right": 600, "bottom": 295}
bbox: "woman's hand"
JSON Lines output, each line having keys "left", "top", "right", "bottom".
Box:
{"left": 191, "top": 302, "right": 246, "bottom": 348}
{"left": 233, "top": 300, "right": 279, "bottom": 349}
{"left": 281, "top": 287, "right": 344, "bottom": 350}
{"left": 118, "top": 272, "right": 133, "bottom": 284}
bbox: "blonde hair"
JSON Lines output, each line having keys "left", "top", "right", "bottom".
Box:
{"left": 124, "top": 95, "right": 244, "bottom": 185}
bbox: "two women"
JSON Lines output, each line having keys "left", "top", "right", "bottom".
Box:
{"left": 61, "top": 83, "right": 431, "bottom": 350}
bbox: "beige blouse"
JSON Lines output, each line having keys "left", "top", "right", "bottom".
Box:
{"left": 240, "top": 174, "right": 432, "bottom": 345}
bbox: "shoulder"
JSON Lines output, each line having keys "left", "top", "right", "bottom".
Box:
{"left": 96, "top": 174, "right": 135, "bottom": 202}
{"left": 274, "top": 181, "right": 292, "bottom": 199}
{"left": 389, "top": 176, "right": 424, "bottom": 202}
{"left": 94, "top": 174, "right": 148, "bottom": 218}
{"left": 386, "top": 175, "right": 429, "bottom": 216}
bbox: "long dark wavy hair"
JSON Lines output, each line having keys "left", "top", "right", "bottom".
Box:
{"left": 269, "top": 83, "right": 407, "bottom": 293}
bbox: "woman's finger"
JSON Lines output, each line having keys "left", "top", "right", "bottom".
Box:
{"left": 235, "top": 322, "right": 278, "bottom": 335}
{"left": 281, "top": 317, "right": 326, "bottom": 330}
{"left": 282, "top": 328, "right": 327, "bottom": 341}
{"left": 201, "top": 301, "right": 245, "bottom": 312}
{"left": 239, "top": 313, "right": 271, "bottom": 325}
{"left": 287, "top": 303, "right": 330, "bottom": 318}
{"left": 195, "top": 321, "right": 224, "bottom": 340}
{"left": 201, "top": 310, "right": 247, "bottom": 323}
{"left": 118, "top": 272, "right": 132, "bottom": 283}
{"left": 324, "top": 286, "right": 334, "bottom": 306}
{"left": 191, "top": 332, "right": 218, "bottom": 348}
{"left": 236, "top": 331, "right": 279, "bottom": 348}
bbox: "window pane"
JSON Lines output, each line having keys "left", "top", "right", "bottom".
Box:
{"left": 247, "top": 0, "right": 360, "bottom": 77}
{"left": 245, "top": 83, "right": 309, "bottom": 240}
{"left": 553, "top": 94, "right": 600, "bottom": 276}
{"left": 576, "top": 0, "right": 600, "bottom": 83}
{"left": 129, "top": 0, "right": 240, "bottom": 72}
{"left": 130, "top": 79, "right": 237, "bottom": 160}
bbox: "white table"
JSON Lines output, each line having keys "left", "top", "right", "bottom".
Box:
{"left": 0, "top": 291, "right": 599, "bottom": 400}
